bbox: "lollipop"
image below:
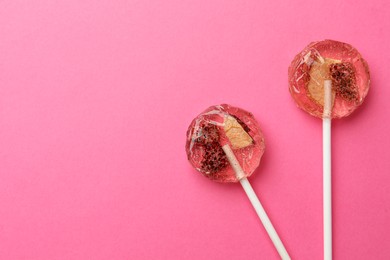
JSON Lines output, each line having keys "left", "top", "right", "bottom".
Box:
{"left": 186, "top": 104, "right": 290, "bottom": 260}
{"left": 288, "top": 40, "right": 370, "bottom": 260}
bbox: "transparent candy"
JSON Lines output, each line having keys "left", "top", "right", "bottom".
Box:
{"left": 185, "top": 104, "right": 265, "bottom": 183}
{"left": 288, "top": 40, "right": 370, "bottom": 118}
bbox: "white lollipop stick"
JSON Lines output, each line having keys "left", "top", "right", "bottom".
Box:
{"left": 323, "top": 80, "right": 332, "bottom": 260}
{"left": 222, "top": 144, "right": 291, "bottom": 260}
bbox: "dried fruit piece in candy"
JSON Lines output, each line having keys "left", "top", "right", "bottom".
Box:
{"left": 200, "top": 142, "right": 229, "bottom": 174}
{"left": 194, "top": 123, "right": 220, "bottom": 144}
{"left": 330, "top": 62, "right": 359, "bottom": 103}
{"left": 224, "top": 115, "right": 253, "bottom": 149}
{"left": 307, "top": 58, "right": 338, "bottom": 107}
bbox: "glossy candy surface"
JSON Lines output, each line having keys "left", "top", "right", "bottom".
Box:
{"left": 186, "top": 104, "right": 265, "bottom": 183}
{"left": 288, "top": 40, "right": 370, "bottom": 118}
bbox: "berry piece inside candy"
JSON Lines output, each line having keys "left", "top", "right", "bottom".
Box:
{"left": 330, "top": 62, "right": 359, "bottom": 103}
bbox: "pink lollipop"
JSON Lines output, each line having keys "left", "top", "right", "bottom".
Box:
{"left": 289, "top": 39, "right": 370, "bottom": 118}
{"left": 288, "top": 40, "right": 370, "bottom": 260}
{"left": 186, "top": 104, "right": 290, "bottom": 260}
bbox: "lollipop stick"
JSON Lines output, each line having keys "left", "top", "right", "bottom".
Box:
{"left": 222, "top": 144, "right": 291, "bottom": 260}
{"left": 323, "top": 80, "right": 332, "bottom": 260}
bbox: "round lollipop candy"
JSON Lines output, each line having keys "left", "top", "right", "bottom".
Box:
{"left": 289, "top": 39, "right": 370, "bottom": 119}
{"left": 288, "top": 40, "right": 370, "bottom": 260}
{"left": 186, "top": 104, "right": 290, "bottom": 260}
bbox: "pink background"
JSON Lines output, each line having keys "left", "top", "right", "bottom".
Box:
{"left": 1, "top": 0, "right": 389, "bottom": 259}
